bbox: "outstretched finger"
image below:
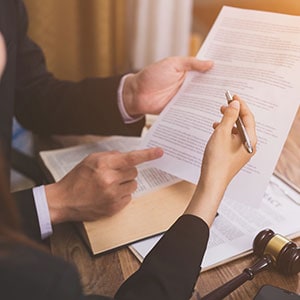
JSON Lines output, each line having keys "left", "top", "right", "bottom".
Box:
{"left": 110, "top": 147, "right": 164, "bottom": 169}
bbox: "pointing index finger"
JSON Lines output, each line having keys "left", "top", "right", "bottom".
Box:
{"left": 111, "top": 147, "right": 164, "bottom": 169}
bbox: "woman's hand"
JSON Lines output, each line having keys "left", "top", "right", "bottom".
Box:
{"left": 185, "top": 96, "right": 257, "bottom": 226}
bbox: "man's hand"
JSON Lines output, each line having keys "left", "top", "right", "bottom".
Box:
{"left": 45, "top": 147, "right": 163, "bottom": 224}
{"left": 122, "top": 57, "right": 213, "bottom": 116}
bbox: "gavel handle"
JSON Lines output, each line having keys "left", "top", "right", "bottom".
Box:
{"left": 201, "top": 256, "right": 272, "bottom": 300}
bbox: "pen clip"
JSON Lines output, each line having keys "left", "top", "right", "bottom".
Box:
{"left": 224, "top": 90, "right": 253, "bottom": 154}
{"left": 225, "top": 90, "right": 233, "bottom": 103}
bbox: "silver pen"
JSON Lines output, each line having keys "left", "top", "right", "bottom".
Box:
{"left": 225, "top": 91, "right": 253, "bottom": 153}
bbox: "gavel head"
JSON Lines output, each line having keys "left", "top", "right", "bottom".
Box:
{"left": 253, "top": 229, "right": 300, "bottom": 275}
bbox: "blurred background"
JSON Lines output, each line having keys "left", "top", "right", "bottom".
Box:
{"left": 23, "top": 0, "right": 193, "bottom": 80}
{"left": 23, "top": 0, "right": 300, "bottom": 80}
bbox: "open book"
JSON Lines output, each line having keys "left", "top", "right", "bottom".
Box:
{"left": 40, "top": 6, "right": 300, "bottom": 268}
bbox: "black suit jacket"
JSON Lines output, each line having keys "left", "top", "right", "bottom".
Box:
{"left": 0, "top": 0, "right": 144, "bottom": 237}
{"left": 0, "top": 215, "right": 209, "bottom": 300}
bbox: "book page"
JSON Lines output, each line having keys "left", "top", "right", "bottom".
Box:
{"left": 130, "top": 175, "right": 300, "bottom": 270}
{"left": 40, "top": 136, "right": 180, "bottom": 198}
{"left": 140, "top": 6, "right": 300, "bottom": 206}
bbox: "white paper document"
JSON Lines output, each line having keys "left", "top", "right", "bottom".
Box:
{"left": 40, "top": 136, "right": 180, "bottom": 198}
{"left": 130, "top": 175, "right": 300, "bottom": 270}
{"left": 141, "top": 6, "right": 300, "bottom": 206}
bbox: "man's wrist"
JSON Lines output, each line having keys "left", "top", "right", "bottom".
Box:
{"left": 44, "top": 183, "right": 67, "bottom": 224}
{"left": 118, "top": 74, "right": 143, "bottom": 123}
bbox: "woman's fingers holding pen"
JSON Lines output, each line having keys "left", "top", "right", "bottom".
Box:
{"left": 219, "top": 100, "right": 241, "bottom": 133}
{"left": 199, "top": 96, "right": 257, "bottom": 197}
{"left": 214, "top": 95, "right": 257, "bottom": 153}
{"left": 232, "top": 95, "right": 257, "bottom": 151}
{"left": 230, "top": 95, "right": 257, "bottom": 154}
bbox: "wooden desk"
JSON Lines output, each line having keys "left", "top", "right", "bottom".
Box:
{"left": 46, "top": 109, "right": 300, "bottom": 299}
{"left": 50, "top": 222, "right": 300, "bottom": 299}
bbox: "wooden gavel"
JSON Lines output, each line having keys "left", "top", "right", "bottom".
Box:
{"left": 201, "top": 229, "right": 300, "bottom": 300}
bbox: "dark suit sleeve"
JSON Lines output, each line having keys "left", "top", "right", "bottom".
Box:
{"left": 14, "top": 0, "right": 145, "bottom": 136}
{"left": 115, "top": 215, "right": 209, "bottom": 300}
{"left": 12, "top": 189, "right": 42, "bottom": 242}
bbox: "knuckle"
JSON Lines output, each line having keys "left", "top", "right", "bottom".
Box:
{"left": 85, "top": 152, "right": 98, "bottom": 162}
{"left": 131, "top": 167, "right": 138, "bottom": 178}
{"left": 128, "top": 180, "right": 138, "bottom": 193}
{"left": 122, "top": 195, "right": 132, "bottom": 205}
{"left": 86, "top": 153, "right": 106, "bottom": 169}
{"left": 100, "top": 172, "right": 117, "bottom": 187}
{"left": 132, "top": 180, "right": 138, "bottom": 191}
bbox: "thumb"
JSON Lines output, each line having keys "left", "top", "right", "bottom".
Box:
{"left": 178, "top": 57, "right": 213, "bottom": 72}
{"left": 220, "top": 100, "right": 240, "bottom": 131}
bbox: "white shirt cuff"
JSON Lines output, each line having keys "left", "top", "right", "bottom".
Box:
{"left": 32, "top": 185, "right": 53, "bottom": 239}
{"left": 117, "top": 74, "right": 144, "bottom": 124}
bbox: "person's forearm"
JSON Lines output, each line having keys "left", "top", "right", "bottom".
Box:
{"left": 184, "top": 178, "right": 226, "bottom": 227}
{"left": 44, "top": 182, "right": 70, "bottom": 225}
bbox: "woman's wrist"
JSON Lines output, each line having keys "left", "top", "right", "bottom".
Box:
{"left": 184, "top": 179, "right": 226, "bottom": 227}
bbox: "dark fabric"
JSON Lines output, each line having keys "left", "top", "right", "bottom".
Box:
{"left": 12, "top": 189, "right": 41, "bottom": 241}
{"left": 0, "top": 240, "right": 87, "bottom": 300}
{"left": 11, "top": 147, "right": 44, "bottom": 184}
{"left": 0, "top": 0, "right": 16, "bottom": 177}
{"left": 0, "top": 0, "right": 144, "bottom": 179}
{"left": 115, "top": 215, "right": 209, "bottom": 300}
{"left": 0, "top": 215, "right": 209, "bottom": 300}
{"left": 85, "top": 296, "right": 112, "bottom": 300}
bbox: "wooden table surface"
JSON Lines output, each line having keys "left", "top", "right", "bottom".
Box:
{"left": 47, "top": 109, "right": 300, "bottom": 299}
{"left": 50, "top": 221, "right": 300, "bottom": 299}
